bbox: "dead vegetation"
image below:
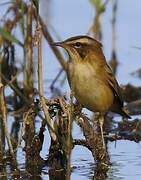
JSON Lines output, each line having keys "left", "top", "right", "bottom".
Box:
{"left": 0, "top": 0, "right": 141, "bottom": 179}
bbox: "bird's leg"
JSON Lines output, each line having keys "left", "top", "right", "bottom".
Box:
{"left": 99, "top": 114, "right": 105, "bottom": 149}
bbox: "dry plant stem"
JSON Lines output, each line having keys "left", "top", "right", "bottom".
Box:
{"left": 0, "top": 72, "right": 30, "bottom": 106}
{"left": 24, "top": 5, "right": 34, "bottom": 95}
{"left": 73, "top": 139, "right": 89, "bottom": 148}
{"left": 0, "top": 86, "right": 17, "bottom": 167}
{"left": 41, "top": 97, "right": 56, "bottom": 140}
{"left": 0, "top": 0, "right": 66, "bottom": 75}
{"left": 27, "top": 5, "right": 33, "bottom": 76}
{"left": 111, "top": 0, "right": 117, "bottom": 54}
{"left": 93, "top": 13, "right": 102, "bottom": 40}
{"left": 0, "top": 1, "right": 67, "bottom": 72}
{"left": 0, "top": 139, "right": 3, "bottom": 164}
{"left": 32, "top": 8, "right": 67, "bottom": 70}
{"left": 76, "top": 114, "right": 109, "bottom": 165}
{"left": 47, "top": 97, "right": 72, "bottom": 170}
{"left": 88, "top": 1, "right": 109, "bottom": 39}
{"left": 66, "top": 93, "right": 73, "bottom": 180}
{"left": 0, "top": 57, "right": 17, "bottom": 165}
{"left": 0, "top": 72, "right": 55, "bottom": 130}
{"left": 37, "top": 23, "right": 43, "bottom": 95}
{"left": 23, "top": 107, "right": 36, "bottom": 164}
{"left": 110, "top": 0, "right": 118, "bottom": 74}
{"left": 50, "top": 68, "right": 63, "bottom": 90}
{"left": 0, "top": 1, "right": 27, "bottom": 47}
{"left": 37, "top": 18, "right": 56, "bottom": 141}
{"left": 0, "top": 2, "right": 67, "bottom": 70}
{"left": 39, "top": 17, "right": 67, "bottom": 70}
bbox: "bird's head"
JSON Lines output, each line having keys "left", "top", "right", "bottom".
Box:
{"left": 52, "top": 35, "right": 103, "bottom": 63}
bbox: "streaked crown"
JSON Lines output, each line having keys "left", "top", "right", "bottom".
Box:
{"left": 52, "top": 35, "right": 103, "bottom": 61}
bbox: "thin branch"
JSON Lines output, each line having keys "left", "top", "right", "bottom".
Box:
{"left": 0, "top": 84, "right": 17, "bottom": 167}
{"left": 32, "top": 7, "right": 67, "bottom": 71}
{"left": 73, "top": 139, "right": 91, "bottom": 150}
{"left": 0, "top": 72, "right": 31, "bottom": 105}
{"left": 36, "top": 9, "right": 56, "bottom": 141}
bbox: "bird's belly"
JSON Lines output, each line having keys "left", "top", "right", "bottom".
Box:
{"left": 74, "top": 79, "right": 113, "bottom": 112}
{"left": 69, "top": 64, "right": 114, "bottom": 112}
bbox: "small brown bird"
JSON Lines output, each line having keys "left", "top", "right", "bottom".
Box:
{"left": 52, "top": 35, "right": 130, "bottom": 147}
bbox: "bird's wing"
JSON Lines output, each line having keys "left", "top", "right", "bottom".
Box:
{"left": 104, "top": 64, "right": 123, "bottom": 107}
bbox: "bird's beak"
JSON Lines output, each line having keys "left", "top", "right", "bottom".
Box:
{"left": 51, "top": 41, "right": 65, "bottom": 47}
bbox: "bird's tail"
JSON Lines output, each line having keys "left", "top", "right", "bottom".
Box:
{"left": 121, "top": 108, "right": 131, "bottom": 119}
{"left": 112, "top": 107, "right": 131, "bottom": 119}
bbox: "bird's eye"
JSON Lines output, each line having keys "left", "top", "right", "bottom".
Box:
{"left": 74, "top": 42, "right": 81, "bottom": 48}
